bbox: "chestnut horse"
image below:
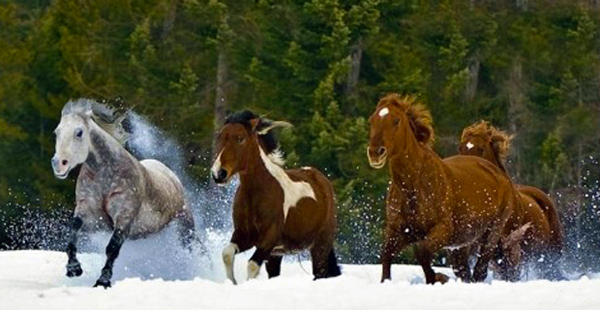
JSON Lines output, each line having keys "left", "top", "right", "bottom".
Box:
{"left": 211, "top": 110, "right": 341, "bottom": 284}
{"left": 367, "top": 94, "right": 519, "bottom": 284}
{"left": 459, "top": 120, "right": 564, "bottom": 279}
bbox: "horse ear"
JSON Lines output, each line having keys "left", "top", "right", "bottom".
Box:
{"left": 250, "top": 118, "right": 261, "bottom": 132}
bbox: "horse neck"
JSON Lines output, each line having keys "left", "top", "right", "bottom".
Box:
{"left": 486, "top": 145, "right": 509, "bottom": 174}
{"left": 389, "top": 130, "right": 442, "bottom": 189}
{"left": 83, "top": 121, "right": 130, "bottom": 172}
{"left": 238, "top": 141, "right": 278, "bottom": 190}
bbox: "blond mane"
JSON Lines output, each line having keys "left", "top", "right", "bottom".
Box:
{"left": 378, "top": 93, "right": 435, "bottom": 148}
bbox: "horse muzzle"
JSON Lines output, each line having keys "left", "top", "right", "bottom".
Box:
{"left": 51, "top": 155, "right": 71, "bottom": 179}
{"left": 212, "top": 168, "right": 230, "bottom": 185}
{"left": 367, "top": 146, "right": 387, "bottom": 169}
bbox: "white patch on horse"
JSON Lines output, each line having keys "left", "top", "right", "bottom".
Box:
{"left": 222, "top": 242, "right": 239, "bottom": 284}
{"left": 302, "top": 167, "right": 311, "bottom": 170}
{"left": 211, "top": 150, "right": 224, "bottom": 178}
{"left": 267, "top": 148, "right": 285, "bottom": 166}
{"left": 466, "top": 142, "right": 474, "bottom": 150}
{"left": 259, "top": 147, "right": 316, "bottom": 220}
{"left": 378, "top": 107, "right": 389, "bottom": 117}
{"left": 247, "top": 261, "right": 260, "bottom": 280}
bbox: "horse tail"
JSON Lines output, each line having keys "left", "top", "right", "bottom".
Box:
{"left": 518, "top": 186, "right": 564, "bottom": 254}
{"left": 326, "top": 249, "right": 342, "bottom": 278}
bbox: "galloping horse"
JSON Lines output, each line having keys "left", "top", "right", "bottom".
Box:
{"left": 51, "top": 99, "right": 196, "bottom": 288}
{"left": 367, "top": 94, "right": 519, "bottom": 284}
{"left": 459, "top": 120, "right": 564, "bottom": 279}
{"left": 211, "top": 110, "right": 341, "bottom": 284}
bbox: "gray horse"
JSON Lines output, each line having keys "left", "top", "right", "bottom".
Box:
{"left": 51, "top": 99, "right": 196, "bottom": 288}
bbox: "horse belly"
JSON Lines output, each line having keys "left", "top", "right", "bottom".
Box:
{"left": 128, "top": 202, "right": 175, "bottom": 239}
{"left": 281, "top": 197, "right": 329, "bottom": 248}
{"left": 450, "top": 195, "right": 499, "bottom": 245}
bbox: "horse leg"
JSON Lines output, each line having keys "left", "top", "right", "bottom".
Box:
{"left": 65, "top": 217, "right": 84, "bottom": 277}
{"left": 450, "top": 246, "right": 473, "bottom": 283}
{"left": 176, "top": 206, "right": 199, "bottom": 251}
{"left": 247, "top": 247, "right": 273, "bottom": 280}
{"left": 94, "top": 228, "right": 127, "bottom": 288}
{"left": 381, "top": 225, "right": 408, "bottom": 282}
{"left": 265, "top": 255, "right": 283, "bottom": 278}
{"left": 310, "top": 229, "right": 340, "bottom": 279}
{"left": 222, "top": 242, "right": 240, "bottom": 285}
{"left": 415, "top": 222, "right": 451, "bottom": 284}
{"left": 223, "top": 230, "right": 253, "bottom": 285}
{"left": 473, "top": 227, "right": 507, "bottom": 282}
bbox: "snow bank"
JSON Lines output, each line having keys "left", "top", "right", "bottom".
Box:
{"left": 0, "top": 250, "right": 598, "bottom": 310}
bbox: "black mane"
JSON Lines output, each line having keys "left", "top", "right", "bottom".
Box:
{"left": 225, "top": 110, "right": 279, "bottom": 155}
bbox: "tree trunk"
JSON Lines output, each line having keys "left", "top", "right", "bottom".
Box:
{"left": 516, "top": 0, "right": 528, "bottom": 12}
{"left": 213, "top": 49, "right": 228, "bottom": 151}
{"left": 161, "top": 0, "right": 178, "bottom": 40}
{"left": 344, "top": 38, "right": 363, "bottom": 115}
{"left": 464, "top": 53, "right": 480, "bottom": 104}
{"left": 506, "top": 57, "right": 525, "bottom": 180}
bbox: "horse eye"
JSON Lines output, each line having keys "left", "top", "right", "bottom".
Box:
{"left": 393, "top": 118, "right": 400, "bottom": 125}
{"left": 237, "top": 136, "right": 245, "bottom": 144}
{"left": 75, "top": 129, "right": 83, "bottom": 138}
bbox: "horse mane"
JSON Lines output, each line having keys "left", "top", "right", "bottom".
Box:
{"left": 225, "top": 110, "right": 290, "bottom": 166}
{"left": 62, "top": 98, "right": 130, "bottom": 145}
{"left": 461, "top": 120, "right": 513, "bottom": 165}
{"left": 379, "top": 93, "right": 435, "bottom": 148}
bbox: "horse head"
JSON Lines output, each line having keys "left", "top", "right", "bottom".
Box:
{"left": 459, "top": 120, "right": 512, "bottom": 173}
{"left": 367, "top": 93, "right": 434, "bottom": 169}
{"left": 52, "top": 99, "right": 129, "bottom": 179}
{"left": 211, "top": 110, "right": 290, "bottom": 184}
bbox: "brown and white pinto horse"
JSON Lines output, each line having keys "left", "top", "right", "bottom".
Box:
{"left": 459, "top": 121, "right": 564, "bottom": 280}
{"left": 211, "top": 110, "right": 341, "bottom": 284}
{"left": 367, "top": 94, "right": 519, "bottom": 284}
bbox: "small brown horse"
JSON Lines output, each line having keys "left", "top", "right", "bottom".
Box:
{"left": 367, "top": 94, "right": 519, "bottom": 284}
{"left": 459, "top": 120, "right": 564, "bottom": 279}
{"left": 211, "top": 110, "right": 341, "bottom": 284}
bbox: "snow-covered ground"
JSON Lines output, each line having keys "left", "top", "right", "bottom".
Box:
{"left": 1, "top": 248, "right": 599, "bottom": 310}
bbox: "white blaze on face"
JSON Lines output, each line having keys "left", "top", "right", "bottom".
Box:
{"left": 211, "top": 150, "right": 224, "bottom": 178}
{"left": 259, "top": 148, "right": 316, "bottom": 220}
{"left": 466, "top": 142, "right": 474, "bottom": 150}
{"left": 378, "top": 107, "right": 389, "bottom": 118}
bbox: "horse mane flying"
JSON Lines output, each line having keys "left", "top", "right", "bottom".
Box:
{"left": 461, "top": 120, "right": 513, "bottom": 165}
{"left": 62, "top": 98, "right": 131, "bottom": 146}
{"left": 225, "top": 110, "right": 292, "bottom": 166}
{"left": 379, "top": 93, "right": 435, "bottom": 148}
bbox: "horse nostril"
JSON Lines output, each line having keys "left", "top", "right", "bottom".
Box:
{"left": 61, "top": 159, "right": 68, "bottom": 166}
{"left": 377, "top": 147, "right": 386, "bottom": 156}
{"left": 217, "top": 169, "right": 227, "bottom": 181}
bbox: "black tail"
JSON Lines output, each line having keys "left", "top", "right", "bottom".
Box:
{"left": 326, "top": 249, "right": 342, "bottom": 278}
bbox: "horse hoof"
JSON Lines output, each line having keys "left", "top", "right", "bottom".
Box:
{"left": 66, "top": 263, "right": 83, "bottom": 277}
{"left": 435, "top": 273, "right": 450, "bottom": 284}
{"left": 93, "top": 279, "right": 111, "bottom": 289}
